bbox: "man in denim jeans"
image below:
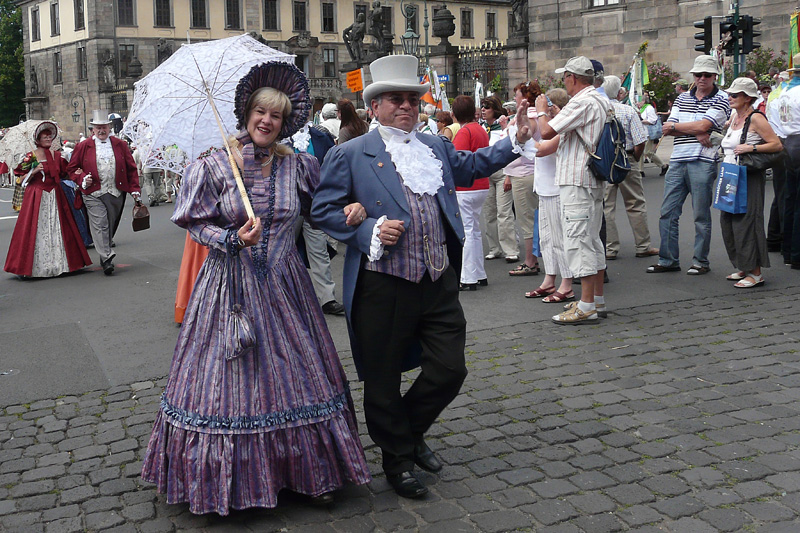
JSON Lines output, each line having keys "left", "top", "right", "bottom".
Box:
{"left": 647, "top": 55, "right": 730, "bottom": 275}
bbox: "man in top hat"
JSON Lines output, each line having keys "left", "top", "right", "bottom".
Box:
{"left": 647, "top": 55, "right": 730, "bottom": 276}
{"left": 312, "top": 54, "right": 535, "bottom": 498}
{"left": 67, "top": 110, "right": 141, "bottom": 275}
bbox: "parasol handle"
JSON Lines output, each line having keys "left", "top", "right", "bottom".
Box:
{"left": 203, "top": 87, "right": 256, "bottom": 221}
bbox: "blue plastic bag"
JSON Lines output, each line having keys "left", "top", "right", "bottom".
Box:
{"left": 713, "top": 162, "right": 748, "bottom": 214}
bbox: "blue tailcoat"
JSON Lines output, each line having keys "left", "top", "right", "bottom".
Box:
{"left": 311, "top": 128, "right": 518, "bottom": 378}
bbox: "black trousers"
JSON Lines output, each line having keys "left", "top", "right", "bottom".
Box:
{"left": 767, "top": 157, "right": 786, "bottom": 250}
{"left": 352, "top": 267, "right": 468, "bottom": 475}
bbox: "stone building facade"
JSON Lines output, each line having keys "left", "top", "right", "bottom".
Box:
{"left": 527, "top": 0, "right": 795, "bottom": 82}
{"left": 16, "top": 0, "right": 512, "bottom": 139}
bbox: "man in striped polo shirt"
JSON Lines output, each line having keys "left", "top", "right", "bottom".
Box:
{"left": 647, "top": 55, "right": 730, "bottom": 275}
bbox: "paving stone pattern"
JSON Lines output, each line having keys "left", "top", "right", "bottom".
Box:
{"left": 3, "top": 287, "right": 800, "bottom": 531}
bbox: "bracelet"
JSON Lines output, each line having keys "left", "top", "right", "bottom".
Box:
{"left": 237, "top": 236, "right": 246, "bottom": 249}
{"left": 537, "top": 112, "right": 547, "bottom": 118}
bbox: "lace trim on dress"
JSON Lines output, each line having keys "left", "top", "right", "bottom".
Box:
{"left": 382, "top": 128, "right": 444, "bottom": 196}
{"left": 160, "top": 389, "right": 350, "bottom": 430}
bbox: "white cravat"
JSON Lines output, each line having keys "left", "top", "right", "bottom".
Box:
{"left": 377, "top": 125, "right": 443, "bottom": 196}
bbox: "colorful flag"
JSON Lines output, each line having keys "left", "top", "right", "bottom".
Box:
{"left": 791, "top": 12, "right": 800, "bottom": 68}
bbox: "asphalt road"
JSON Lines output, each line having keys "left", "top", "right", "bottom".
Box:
{"left": 0, "top": 158, "right": 790, "bottom": 406}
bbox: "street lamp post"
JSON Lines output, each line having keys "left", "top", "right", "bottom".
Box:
{"left": 71, "top": 93, "right": 87, "bottom": 137}
{"left": 400, "top": 1, "right": 420, "bottom": 57}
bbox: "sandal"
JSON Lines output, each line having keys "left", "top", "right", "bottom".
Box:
{"left": 510, "top": 264, "right": 540, "bottom": 276}
{"left": 525, "top": 286, "right": 555, "bottom": 298}
{"left": 726, "top": 271, "right": 746, "bottom": 281}
{"left": 542, "top": 291, "right": 575, "bottom": 303}
{"left": 734, "top": 274, "right": 764, "bottom": 288}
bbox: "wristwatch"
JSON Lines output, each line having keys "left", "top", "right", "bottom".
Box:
{"left": 753, "top": 145, "right": 758, "bottom": 153}
{"left": 236, "top": 236, "right": 246, "bottom": 249}
{"left": 670, "top": 123, "right": 676, "bottom": 133}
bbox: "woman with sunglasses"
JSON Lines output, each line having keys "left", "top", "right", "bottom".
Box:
{"left": 719, "top": 77, "right": 782, "bottom": 288}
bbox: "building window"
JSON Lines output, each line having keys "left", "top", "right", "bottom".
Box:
{"left": 31, "top": 7, "right": 40, "bottom": 41}
{"left": 508, "top": 12, "right": 514, "bottom": 33}
{"left": 118, "top": 44, "right": 135, "bottom": 78}
{"left": 50, "top": 1, "right": 60, "bottom": 36}
{"left": 381, "top": 6, "right": 392, "bottom": 35}
{"left": 460, "top": 9, "right": 472, "bottom": 38}
{"left": 322, "top": 1, "right": 335, "bottom": 32}
{"left": 486, "top": 12, "right": 496, "bottom": 40}
{"left": 263, "top": 0, "right": 278, "bottom": 30}
{"left": 295, "top": 54, "right": 309, "bottom": 76}
{"left": 589, "top": 0, "right": 620, "bottom": 6}
{"left": 323, "top": 48, "right": 336, "bottom": 77}
{"left": 53, "top": 51, "right": 62, "bottom": 83}
{"left": 354, "top": 2, "right": 367, "bottom": 26}
{"left": 191, "top": 0, "right": 207, "bottom": 27}
{"left": 293, "top": 1, "right": 306, "bottom": 31}
{"left": 74, "top": 0, "right": 85, "bottom": 30}
{"left": 225, "top": 0, "right": 241, "bottom": 29}
{"left": 154, "top": 0, "right": 171, "bottom": 27}
{"left": 117, "top": 0, "right": 134, "bottom": 25}
{"left": 77, "top": 45, "right": 88, "bottom": 79}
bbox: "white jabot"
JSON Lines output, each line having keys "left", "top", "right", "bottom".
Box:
{"left": 377, "top": 125, "right": 444, "bottom": 197}
{"left": 291, "top": 124, "right": 311, "bottom": 153}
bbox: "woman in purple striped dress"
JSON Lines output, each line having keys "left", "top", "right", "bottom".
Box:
{"left": 141, "top": 62, "right": 371, "bottom": 515}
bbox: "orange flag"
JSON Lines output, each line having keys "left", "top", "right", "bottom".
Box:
{"left": 421, "top": 74, "right": 441, "bottom": 109}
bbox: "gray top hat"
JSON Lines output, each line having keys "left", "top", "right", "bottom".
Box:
{"left": 89, "top": 109, "right": 112, "bottom": 126}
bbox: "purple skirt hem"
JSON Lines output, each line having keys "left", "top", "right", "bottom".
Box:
{"left": 141, "top": 409, "right": 372, "bottom": 515}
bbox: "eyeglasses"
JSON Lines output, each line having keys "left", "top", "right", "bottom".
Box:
{"left": 385, "top": 93, "right": 420, "bottom": 107}
{"left": 561, "top": 73, "right": 573, "bottom": 82}
{"left": 728, "top": 92, "right": 746, "bottom": 99}
{"left": 694, "top": 72, "right": 716, "bottom": 79}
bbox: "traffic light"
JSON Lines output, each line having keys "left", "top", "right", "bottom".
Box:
{"left": 741, "top": 15, "right": 762, "bottom": 54}
{"left": 694, "top": 16, "right": 712, "bottom": 54}
{"left": 719, "top": 16, "right": 738, "bottom": 56}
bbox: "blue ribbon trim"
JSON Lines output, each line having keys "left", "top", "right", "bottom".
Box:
{"left": 160, "top": 388, "right": 349, "bottom": 430}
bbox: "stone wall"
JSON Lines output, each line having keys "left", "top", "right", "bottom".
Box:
{"left": 528, "top": 0, "right": 795, "bottom": 81}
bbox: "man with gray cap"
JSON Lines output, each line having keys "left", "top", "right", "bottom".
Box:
{"left": 647, "top": 55, "right": 730, "bottom": 276}
{"left": 673, "top": 79, "right": 690, "bottom": 95}
{"left": 319, "top": 102, "right": 341, "bottom": 139}
{"left": 535, "top": 56, "right": 609, "bottom": 324}
{"left": 601, "top": 75, "right": 657, "bottom": 261}
{"left": 312, "top": 54, "right": 536, "bottom": 498}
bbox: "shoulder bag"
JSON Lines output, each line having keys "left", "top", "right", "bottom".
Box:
{"left": 737, "top": 110, "right": 786, "bottom": 171}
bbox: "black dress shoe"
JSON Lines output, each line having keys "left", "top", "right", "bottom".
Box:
{"left": 386, "top": 471, "right": 428, "bottom": 499}
{"left": 321, "top": 300, "right": 345, "bottom": 315}
{"left": 310, "top": 492, "right": 334, "bottom": 506}
{"left": 413, "top": 440, "right": 443, "bottom": 472}
{"left": 458, "top": 282, "right": 477, "bottom": 291}
{"left": 103, "top": 262, "right": 114, "bottom": 276}
{"left": 477, "top": 278, "right": 488, "bottom": 286}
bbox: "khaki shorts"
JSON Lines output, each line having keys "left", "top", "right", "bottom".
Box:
{"left": 560, "top": 184, "right": 605, "bottom": 278}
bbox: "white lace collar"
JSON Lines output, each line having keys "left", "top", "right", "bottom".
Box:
{"left": 291, "top": 123, "right": 311, "bottom": 153}
{"left": 378, "top": 125, "right": 443, "bottom": 196}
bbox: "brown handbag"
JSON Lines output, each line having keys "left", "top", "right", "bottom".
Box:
{"left": 132, "top": 200, "right": 150, "bottom": 231}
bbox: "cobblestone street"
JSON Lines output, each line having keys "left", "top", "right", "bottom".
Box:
{"left": 2, "top": 285, "right": 800, "bottom": 532}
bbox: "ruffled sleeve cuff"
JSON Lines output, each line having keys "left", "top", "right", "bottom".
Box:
{"left": 368, "top": 215, "right": 387, "bottom": 262}
{"left": 508, "top": 125, "right": 539, "bottom": 160}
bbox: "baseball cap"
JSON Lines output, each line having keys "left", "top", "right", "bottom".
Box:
{"left": 555, "top": 56, "right": 594, "bottom": 77}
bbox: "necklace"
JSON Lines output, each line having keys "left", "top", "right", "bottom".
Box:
{"left": 260, "top": 151, "right": 274, "bottom": 168}
{"left": 734, "top": 111, "right": 752, "bottom": 129}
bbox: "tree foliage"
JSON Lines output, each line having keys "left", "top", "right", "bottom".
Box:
{"left": 0, "top": 0, "right": 25, "bottom": 127}
{"left": 646, "top": 62, "right": 680, "bottom": 113}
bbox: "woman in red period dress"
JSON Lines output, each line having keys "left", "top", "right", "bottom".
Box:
{"left": 4, "top": 121, "right": 91, "bottom": 277}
